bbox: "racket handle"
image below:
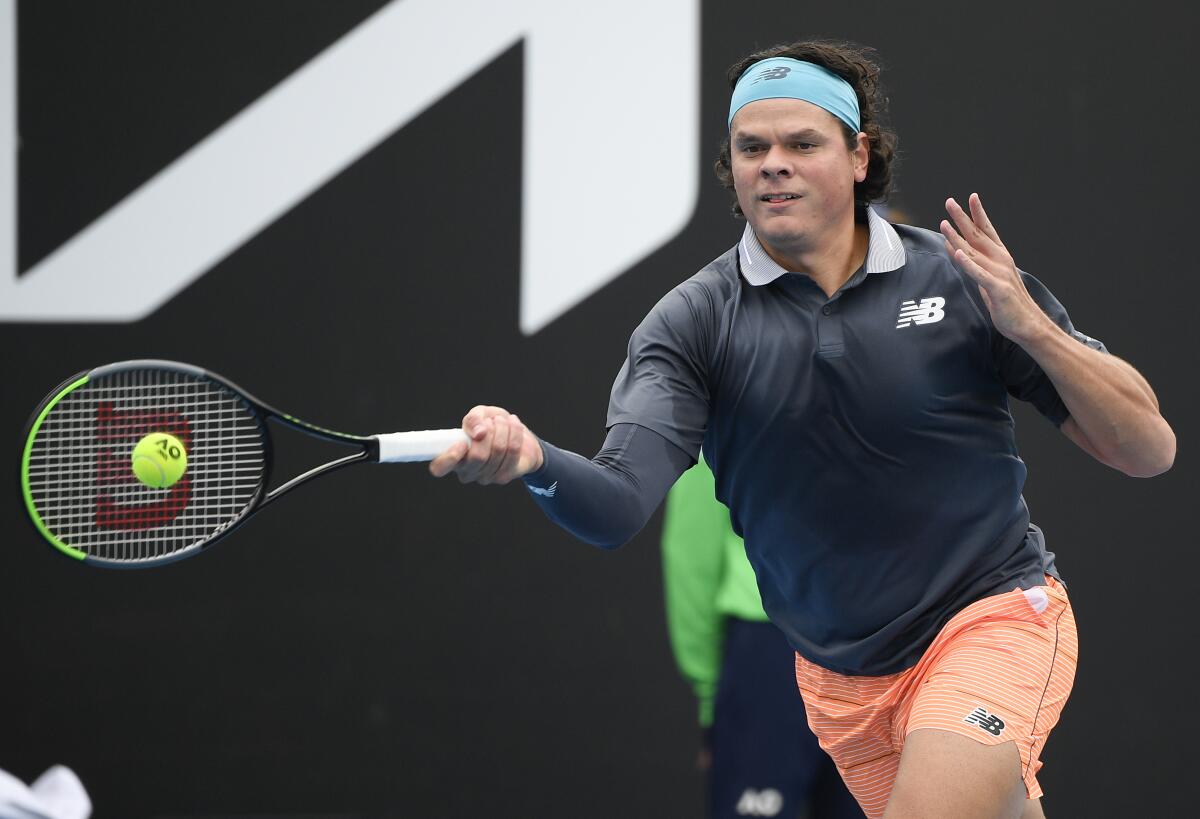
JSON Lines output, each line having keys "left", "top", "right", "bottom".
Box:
{"left": 374, "top": 429, "right": 469, "bottom": 463}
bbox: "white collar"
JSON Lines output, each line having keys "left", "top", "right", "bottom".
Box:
{"left": 737, "top": 206, "right": 907, "bottom": 287}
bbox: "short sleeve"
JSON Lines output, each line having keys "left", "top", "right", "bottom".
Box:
{"left": 606, "top": 282, "right": 715, "bottom": 459}
{"left": 994, "top": 272, "right": 1109, "bottom": 426}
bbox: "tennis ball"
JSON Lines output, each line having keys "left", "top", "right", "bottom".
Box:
{"left": 131, "top": 433, "right": 188, "bottom": 489}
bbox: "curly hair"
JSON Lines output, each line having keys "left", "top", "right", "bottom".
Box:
{"left": 714, "top": 40, "right": 898, "bottom": 217}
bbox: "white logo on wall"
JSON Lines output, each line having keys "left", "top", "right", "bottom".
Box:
{"left": 0, "top": 0, "right": 698, "bottom": 334}
{"left": 895, "top": 296, "right": 946, "bottom": 328}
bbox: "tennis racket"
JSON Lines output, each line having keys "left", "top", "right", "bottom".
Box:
{"left": 20, "top": 359, "right": 467, "bottom": 568}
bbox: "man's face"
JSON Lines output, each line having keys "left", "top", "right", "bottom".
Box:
{"left": 730, "top": 98, "right": 868, "bottom": 257}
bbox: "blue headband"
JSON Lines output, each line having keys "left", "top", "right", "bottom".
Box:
{"left": 727, "top": 57, "right": 861, "bottom": 133}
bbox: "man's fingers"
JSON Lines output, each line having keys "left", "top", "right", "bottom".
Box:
{"left": 494, "top": 415, "right": 531, "bottom": 484}
{"left": 462, "top": 405, "right": 503, "bottom": 439}
{"left": 438, "top": 406, "right": 537, "bottom": 485}
{"left": 947, "top": 195, "right": 1011, "bottom": 263}
{"left": 479, "top": 415, "right": 512, "bottom": 484}
{"left": 939, "top": 221, "right": 978, "bottom": 266}
{"left": 967, "top": 193, "right": 1003, "bottom": 245}
{"left": 944, "top": 197, "right": 980, "bottom": 242}
{"left": 942, "top": 234, "right": 991, "bottom": 288}
{"left": 428, "top": 439, "right": 470, "bottom": 478}
{"left": 944, "top": 197, "right": 997, "bottom": 255}
{"left": 939, "top": 219, "right": 965, "bottom": 251}
{"left": 448, "top": 417, "right": 494, "bottom": 483}
{"left": 951, "top": 245, "right": 993, "bottom": 290}
{"left": 506, "top": 418, "right": 527, "bottom": 477}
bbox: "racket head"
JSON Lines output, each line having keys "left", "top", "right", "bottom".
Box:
{"left": 20, "top": 360, "right": 271, "bottom": 568}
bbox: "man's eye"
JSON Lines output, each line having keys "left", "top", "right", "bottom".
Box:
{"left": 794, "top": 142, "right": 815, "bottom": 150}
{"left": 741, "top": 145, "right": 763, "bottom": 154}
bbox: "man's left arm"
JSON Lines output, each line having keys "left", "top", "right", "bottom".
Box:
{"left": 941, "top": 193, "right": 1176, "bottom": 478}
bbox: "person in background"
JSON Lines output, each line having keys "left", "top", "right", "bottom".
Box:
{"left": 662, "top": 458, "right": 863, "bottom": 819}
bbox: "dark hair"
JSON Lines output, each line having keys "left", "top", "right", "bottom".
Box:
{"left": 714, "top": 40, "right": 898, "bottom": 217}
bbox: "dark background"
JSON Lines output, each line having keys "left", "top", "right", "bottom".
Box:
{"left": 3, "top": 1, "right": 1194, "bottom": 816}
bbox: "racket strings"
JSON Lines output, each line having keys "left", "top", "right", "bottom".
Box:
{"left": 26, "top": 368, "right": 267, "bottom": 563}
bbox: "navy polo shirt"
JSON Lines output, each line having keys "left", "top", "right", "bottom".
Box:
{"left": 608, "top": 208, "right": 1105, "bottom": 676}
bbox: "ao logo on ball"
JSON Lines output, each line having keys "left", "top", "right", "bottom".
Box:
{"left": 130, "top": 433, "right": 188, "bottom": 489}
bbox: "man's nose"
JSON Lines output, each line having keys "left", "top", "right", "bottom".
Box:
{"left": 759, "top": 146, "right": 792, "bottom": 177}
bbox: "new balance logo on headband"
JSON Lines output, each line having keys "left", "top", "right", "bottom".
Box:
{"left": 896, "top": 297, "right": 946, "bottom": 328}
{"left": 752, "top": 66, "right": 792, "bottom": 83}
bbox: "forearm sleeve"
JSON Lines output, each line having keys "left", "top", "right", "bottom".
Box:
{"left": 521, "top": 423, "right": 694, "bottom": 549}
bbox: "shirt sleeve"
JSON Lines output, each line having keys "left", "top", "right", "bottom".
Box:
{"left": 521, "top": 423, "right": 695, "bottom": 549}
{"left": 993, "top": 271, "right": 1109, "bottom": 427}
{"left": 606, "top": 282, "right": 715, "bottom": 459}
{"left": 661, "top": 459, "right": 727, "bottom": 728}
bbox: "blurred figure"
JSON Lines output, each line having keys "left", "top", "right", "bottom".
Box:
{"left": 662, "top": 459, "right": 862, "bottom": 819}
{"left": 0, "top": 765, "right": 91, "bottom": 819}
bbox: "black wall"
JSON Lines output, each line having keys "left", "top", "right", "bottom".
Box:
{"left": 3, "top": 2, "right": 1194, "bottom": 816}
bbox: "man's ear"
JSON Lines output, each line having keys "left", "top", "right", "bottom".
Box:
{"left": 853, "top": 132, "right": 870, "bottom": 183}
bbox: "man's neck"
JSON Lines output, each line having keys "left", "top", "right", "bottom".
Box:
{"left": 762, "top": 220, "right": 870, "bottom": 298}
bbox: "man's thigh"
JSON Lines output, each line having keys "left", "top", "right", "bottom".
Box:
{"left": 797, "top": 578, "right": 1076, "bottom": 817}
{"left": 883, "top": 728, "right": 1035, "bottom": 819}
{"left": 896, "top": 578, "right": 1078, "bottom": 802}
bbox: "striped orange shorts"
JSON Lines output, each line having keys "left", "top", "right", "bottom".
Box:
{"left": 795, "top": 576, "right": 1078, "bottom": 819}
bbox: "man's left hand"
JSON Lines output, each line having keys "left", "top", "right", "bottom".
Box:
{"left": 939, "top": 193, "right": 1053, "bottom": 345}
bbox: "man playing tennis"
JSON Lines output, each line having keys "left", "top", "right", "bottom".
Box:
{"left": 429, "top": 40, "right": 1175, "bottom": 819}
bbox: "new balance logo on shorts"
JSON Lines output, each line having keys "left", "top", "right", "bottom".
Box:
{"left": 527, "top": 481, "right": 558, "bottom": 498}
{"left": 964, "top": 706, "right": 1006, "bottom": 736}
{"left": 896, "top": 296, "right": 946, "bottom": 328}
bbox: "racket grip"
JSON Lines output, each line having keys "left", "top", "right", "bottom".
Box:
{"left": 374, "top": 429, "right": 469, "bottom": 462}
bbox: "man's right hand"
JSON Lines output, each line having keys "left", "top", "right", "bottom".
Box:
{"left": 428, "top": 405, "right": 544, "bottom": 485}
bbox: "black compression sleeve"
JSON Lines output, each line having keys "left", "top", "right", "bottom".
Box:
{"left": 520, "top": 423, "right": 695, "bottom": 549}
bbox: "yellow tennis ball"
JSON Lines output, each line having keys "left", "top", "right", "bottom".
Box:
{"left": 131, "top": 433, "right": 188, "bottom": 489}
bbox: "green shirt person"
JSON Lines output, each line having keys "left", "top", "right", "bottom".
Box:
{"left": 662, "top": 458, "right": 861, "bottom": 819}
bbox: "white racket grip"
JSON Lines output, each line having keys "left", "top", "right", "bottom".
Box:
{"left": 375, "top": 429, "right": 469, "bottom": 462}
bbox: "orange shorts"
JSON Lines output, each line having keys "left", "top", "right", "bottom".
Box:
{"left": 795, "top": 576, "right": 1078, "bottom": 819}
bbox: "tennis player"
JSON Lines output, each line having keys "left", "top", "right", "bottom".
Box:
{"left": 430, "top": 40, "right": 1176, "bottom": 819}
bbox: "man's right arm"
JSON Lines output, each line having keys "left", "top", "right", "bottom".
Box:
{"left": 429, "top": 410, "right": 693, "bottom": 549}
{"left": 429, "top": 277, "right": 716, "bottom": 546}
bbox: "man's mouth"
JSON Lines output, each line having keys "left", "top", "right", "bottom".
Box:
{"left": 760, "top": 193, "right": 801, "bottom": 204}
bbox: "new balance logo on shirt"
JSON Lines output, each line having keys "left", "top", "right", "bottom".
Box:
{"left": 896, "top": 296, "right": 946, "bottom": 328}
{"left": 527, "top": 481, "right": 558, "bottom": 498}
{"left": 964, "top": 706, "right": 1006, "bottom": 736}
